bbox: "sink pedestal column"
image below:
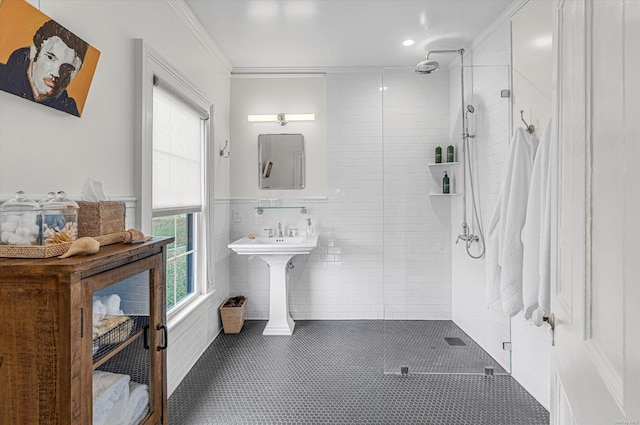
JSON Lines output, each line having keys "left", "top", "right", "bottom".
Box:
{"left": 260, "top": 254, "right": 295, "bottom": 335}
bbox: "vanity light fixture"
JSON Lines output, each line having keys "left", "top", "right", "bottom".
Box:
{"left": 247, "top": 113, "right": 315, "bottom": 126}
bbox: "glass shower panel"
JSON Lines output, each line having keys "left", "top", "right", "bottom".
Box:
{"left": 382, "top": 64, "right": 512, "bottom": 375}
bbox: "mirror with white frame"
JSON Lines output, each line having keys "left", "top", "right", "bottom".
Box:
{"left": 258, "top": 134, "right": 305, "bottom": 189}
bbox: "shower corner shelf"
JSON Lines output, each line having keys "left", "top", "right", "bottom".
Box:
{"left": 429, "top": 193, "right": 460, "bottom": 196}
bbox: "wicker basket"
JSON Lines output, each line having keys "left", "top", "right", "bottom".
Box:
{"left": 0, "top": 231, "right": 135, "bottom": 258}
{"left": 77, "top": 201, "right": 125, "bottom": 237}
{"left": 0, "top": 242, "right": 71, "bottom": 258}
{"left": 220, "top": 296, "right": 247, "bottom": 334}
{"left": 93, "top": 315, "right": 147, "bottom": 362}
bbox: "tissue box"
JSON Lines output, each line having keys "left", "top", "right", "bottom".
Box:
{"left": 77, "top": 201, "right": 125, "bottom": 237}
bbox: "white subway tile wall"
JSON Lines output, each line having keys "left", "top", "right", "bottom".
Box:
{"left": 382, "top": 68, "right": 452, "bottom": 320}
{"left": 449, "top": 19, "right": 551, "bottom": 409}
{"left": 95, "top": 272, "right": 150, "bottom": 316}
{"left": 229, "top": 69, "right": 453, "bottom": 321}
{"left": 168, "top": 200, "right": 232, "bottom": 396}
{"left": 212, "top": 200, "right": 232, "bottom": 299}
{"left": 449, "top": 58, "right": 512, "bottom": 371}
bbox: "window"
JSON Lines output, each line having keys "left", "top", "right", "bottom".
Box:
{"left": 136, "top": 40, "right": 213, "bottom": 315}
{"left": 152, "top": 214, "right": 195, "bottom": 309}
{"left": 151, "top": 82, "right": 206, "bottom": 310}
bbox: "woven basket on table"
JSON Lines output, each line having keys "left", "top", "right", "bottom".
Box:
{"left": 77, "top": 201, "right": 125, "bottom": 237}
{"left": 220, "top": 296, "right": 247, "bottom": 334}
{"left": 0, "top": 232, "right": 141, "bottom": 259}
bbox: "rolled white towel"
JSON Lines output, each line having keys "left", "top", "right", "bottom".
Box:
{"left": 94, "top": 294, "right": 123, "bottom": 316}
{"left": 124, "top": 381, "right": 150, "bottom": 425}
{"left": 93, "top": 371, "right": 130, "bottom": 425}
{"left": 93, "top": 299, "right": 107, "bottom": 324}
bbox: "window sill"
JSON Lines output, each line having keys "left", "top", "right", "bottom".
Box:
{"left": 167, "top": 289, "right": 216, "bottom": 330}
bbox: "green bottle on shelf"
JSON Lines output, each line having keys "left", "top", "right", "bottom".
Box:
{"left": 447, "top": 145, "right": 455, "bottom": 162}
{"left": 435, "top": 146, "right": 442, "bottom": 163}
{"left": 443, "top": 171, "right": 450, "bottom": 194}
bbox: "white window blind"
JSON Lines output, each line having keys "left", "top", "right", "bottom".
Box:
{"left": 152, "top": 83, "right": 205, "bottom": 216}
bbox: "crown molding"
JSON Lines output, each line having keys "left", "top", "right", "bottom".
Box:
{"left": 231, "top": 66, "right": 387, "bottom": 75}
{"left": 473, "top": 0, "right": 528, "bottom": 49}
{"left": 166, "top": 0, "right": 233, "bottom": 74}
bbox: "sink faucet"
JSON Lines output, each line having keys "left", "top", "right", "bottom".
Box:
{"left": 277, "top": 222, "right": 283, "bottom": 237}
{"left": 264, "top": 228, "right": 274, "bottom": 237}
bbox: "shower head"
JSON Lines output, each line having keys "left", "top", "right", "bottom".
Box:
{"left": 415, "top": 59, "right": 439, "bottom": 74}
{"left": 415, "top": 48, "right": 464, "bottom": 75}
{"left": 467, "top": 105, "right": 475, "bottom": 113}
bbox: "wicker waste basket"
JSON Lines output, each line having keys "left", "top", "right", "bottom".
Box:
{"left": 220, "top": 296, "right": 247, "bottom": 334}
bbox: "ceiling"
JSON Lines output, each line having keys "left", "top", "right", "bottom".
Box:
{"left": 185, "top": 0, "right": 517, "bottom": 71}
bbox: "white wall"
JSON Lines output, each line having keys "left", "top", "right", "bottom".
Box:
{"left": 230, "top": 71, "right": 385, "bottom": 320}
{"left": 509, "top": 0, "right": 553, "bottom": 410}
{"left": 0, "top": 0, "right": 232, "bottom": 396}
{"left": 228, "top": 69, "right": 453, "bottom": 324}
{"left": 450, "top": 0, "right": 552, "bottom": 410}
{"left": 512, "top": 0, "right": 553, "bottom": 135}
{"left": 449, "top": 19, "right": 513, "bottom": 373}
{"left": 0, "top": 0, "right": 231, "bottom": 200}
{"left": 382, "top": 68, "right": 453, "bottom": 320}
{"left": 230, "top": 74, "right": 327, "bottom": 199}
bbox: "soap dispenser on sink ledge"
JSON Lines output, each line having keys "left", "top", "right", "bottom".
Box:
{"left": 305, "top": 217, "right": 315, "bottom": 238}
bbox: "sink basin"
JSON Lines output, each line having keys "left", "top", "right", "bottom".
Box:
{"left": 228, "top": 234, "right": 318, "bottom": 255}
{"left": 254, "top": 236, "right": 305, "bottom": 244}
{"left": 228, "top": 233, "right": 319, "bottom": 335}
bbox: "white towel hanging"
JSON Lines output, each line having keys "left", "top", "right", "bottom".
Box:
{"left": 485, "top": 127, "right": 535, "bottom": 317}
{"left": 522, "top": 119, "right": 552, "bottom": 323}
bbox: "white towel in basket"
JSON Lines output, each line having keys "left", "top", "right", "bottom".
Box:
{"left": 94, "top": 294, "right": 124, "bottom": 316}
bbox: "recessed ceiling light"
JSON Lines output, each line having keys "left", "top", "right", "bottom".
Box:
{"left": 402, "top": 39, "right": 415, "bottom": 47}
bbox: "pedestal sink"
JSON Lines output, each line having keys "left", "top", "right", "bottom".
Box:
{"left": 228, "top": 234, "right": 319, "bottom": 335}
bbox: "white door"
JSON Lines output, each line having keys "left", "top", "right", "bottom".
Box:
{"left": 551, "top": 1, "right": 640, "bottom": 424}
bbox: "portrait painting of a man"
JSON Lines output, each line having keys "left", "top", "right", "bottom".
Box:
{"left": 0, "top": 0, "right": 100, "bottom": 117}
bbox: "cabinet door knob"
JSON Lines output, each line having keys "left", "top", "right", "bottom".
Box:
{"left": 157, "top": 323, "right": 168, "bottom": 351}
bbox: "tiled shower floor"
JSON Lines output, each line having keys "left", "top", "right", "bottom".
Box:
{"left": 168, "top": 320, "right": 549, "bottom": 425}
{"left": 383, "top": 320, "right": 508, "bottom": 374}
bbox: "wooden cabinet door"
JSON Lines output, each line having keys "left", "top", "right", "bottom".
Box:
{"left": 83, "top": 253, "right": 167, "bottom": 425}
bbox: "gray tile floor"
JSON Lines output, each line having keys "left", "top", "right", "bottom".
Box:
{"left": 383, "top": 320, "right": 507, "bottom": 374}
{"left": 168, "top": 320, "right": 549, "bottom": 425}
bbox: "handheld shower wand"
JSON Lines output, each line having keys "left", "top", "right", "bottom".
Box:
{"left": 456, "top": 103, "right": 485, "bottom": 258}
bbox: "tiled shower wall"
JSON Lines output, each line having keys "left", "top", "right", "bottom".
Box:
{"left": 229, "top": 69, "right": 453, "bottom": 321}
{"left": 448, "top": 21, "right": 513, "bottom": 372}
{"left": 382, "top": 68, "right": 452, "bottom": 320}
{"left": 449, "top": 19, "right": 551, "bottom": 409}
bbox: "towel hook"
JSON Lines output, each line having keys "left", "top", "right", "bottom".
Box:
{"left": 219, "top": 140, "right": 230, "bottom": 158}
{"left": 520, "top": 110, "right": 535, "bottom": 134}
